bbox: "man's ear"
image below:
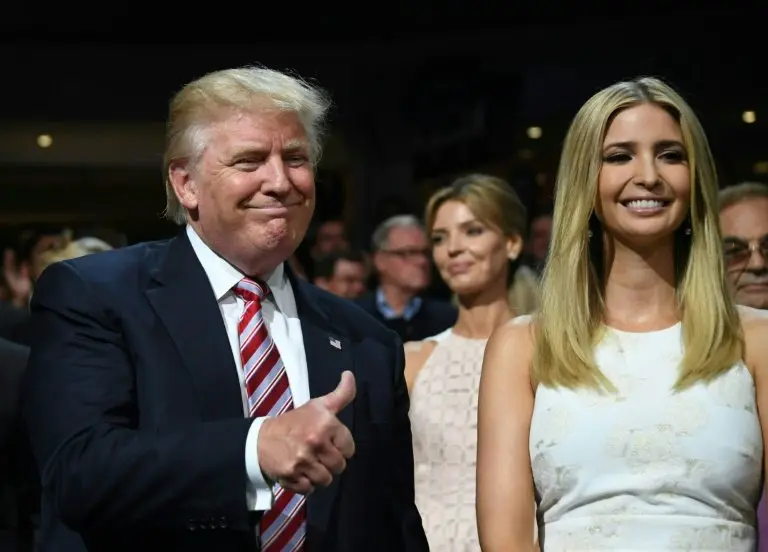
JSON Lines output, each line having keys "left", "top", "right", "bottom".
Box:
{"left": 168, "top": 160, "right": 200, "bottom": 212}
{"left": 372, "top": 251, "right": 386, "bottom": 273}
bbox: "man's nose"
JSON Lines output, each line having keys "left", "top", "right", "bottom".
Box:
{"left": 746, "top": 247, "right": 768, "bottom": 271}
{"left": 260, "top": 157, "right": 291, "bottom": 195}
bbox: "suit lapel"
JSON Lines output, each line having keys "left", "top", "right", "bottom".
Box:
{"left": 145, "top": 231, "right": 243, "bottom": 420}
{"left": 289, "top": 272, "right": 355, "bottom": 540}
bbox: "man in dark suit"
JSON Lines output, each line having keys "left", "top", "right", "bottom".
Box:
{"left": 22, "top": 66, "right": 428, "bottom": 552}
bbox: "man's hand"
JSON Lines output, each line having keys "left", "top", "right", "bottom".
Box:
{"left": 257, "top": 370, "right": 356, "bottom": 495}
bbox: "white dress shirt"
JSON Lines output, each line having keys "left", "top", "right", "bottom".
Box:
{"left": 186, "top": 225, "right": 309, "bottom": 511}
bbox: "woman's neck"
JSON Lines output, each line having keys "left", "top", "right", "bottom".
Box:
{"left": 602, "top": 236, "right": 679, "bottom": 330}
{"left": 452, "top": 279, "right": 513, "bottom": 339}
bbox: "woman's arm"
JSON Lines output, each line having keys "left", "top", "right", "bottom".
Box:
{"left": 477, "top": 320, "right": 538, "bottom": 551}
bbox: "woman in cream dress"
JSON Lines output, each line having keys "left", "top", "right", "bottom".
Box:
{"left": 477, "top": 77, "right": 768, "bottom": 551}
{"left": 405, "top": 174, "right": 529, "bottom": 551}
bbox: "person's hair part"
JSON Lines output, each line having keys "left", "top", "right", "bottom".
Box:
{"left": 719, "top": 181, "right": 768, "bottom": 212}
{"left": 428, "top": 174, "right": 535, "bottom": 311}
{"left": 424, "top": 173, "right": 527, "bottom": 240}
{"left": 163, "top": 65, "right": 332, "bottom": 224}
{"left": 370, "top": 215, "right": 423, "bottom": 252}
{"left": 313, "top": 249, "right": 366, "bottom": 280}
{"left": 535, "top": 76, "right": 742, "bottom": 393}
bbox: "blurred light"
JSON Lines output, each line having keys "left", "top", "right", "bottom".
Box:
{"left": 742, "top": 111, "right": 756, "bottom": 124}
{"left": 526, "top": 126, "right": 542, "bottom": 139}
{"left": 754, "top": 161, "right": 768, "bottom": 175}
{"left": 36, "top": 134, "right": 52, "bottom": 148}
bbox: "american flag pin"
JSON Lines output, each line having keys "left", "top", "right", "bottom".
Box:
{"left": 329, "top": 337, "right": 341, "bottom": 350}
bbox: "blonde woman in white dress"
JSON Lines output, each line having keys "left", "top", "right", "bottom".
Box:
{"left": 477, "top": 77, "right": 768, "bottom": 551}
{"left": 405, "top": 174, "right": 528, "bottom": 551}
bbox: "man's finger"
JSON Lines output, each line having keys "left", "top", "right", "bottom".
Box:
{"left": 318, "top": 371, "right": 356, "bottom": 414}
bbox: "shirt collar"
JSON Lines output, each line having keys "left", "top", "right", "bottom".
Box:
{"left": 186, "top": 225, "right": 289, "bottom": 306}
{"left": 375, "top": 287, "right": 423, "bottom": 321}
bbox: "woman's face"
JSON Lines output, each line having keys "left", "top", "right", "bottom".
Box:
{"left": 596, "top": 103, "right": 691, "bottom": 246}
{"left": 430, "top": 200, "right": 521, "bottom": 296}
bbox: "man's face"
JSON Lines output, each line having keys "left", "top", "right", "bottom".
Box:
{"left": 317, "top": 259, "right": 367, "bottom": 299}
{"left": 528, "top": 215, "right": 552, "bottom": 262}
{"left": 720, "top": 197, "right": 768, "bottom": 309}
{"left": 373, "top": 226, "right": 431, "bottom": 293}
{"left": 313, "top": 220, "right": 348, "bottom": 257}
{"left": 169, "top": 108, "right": 315, "bottom": 276}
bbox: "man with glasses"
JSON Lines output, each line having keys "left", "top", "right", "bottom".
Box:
{"left": 719, "top": 181, "right": 768, "bottom": 552}
{"left": 357, "top": 215, "right": 456, "bottom": 342}
{"left": 720, "top": 182, "right": 768, "bottom": 310}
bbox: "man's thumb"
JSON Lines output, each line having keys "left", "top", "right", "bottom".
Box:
{"left": 319, "top": 371, "right": 356, "bottom": 413}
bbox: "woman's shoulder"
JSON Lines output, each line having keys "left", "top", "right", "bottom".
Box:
{"left": 485, "top": 315, "right": 536, "bottom": 360}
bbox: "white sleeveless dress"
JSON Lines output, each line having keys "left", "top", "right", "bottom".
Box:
{"left": 529, "top": 319, "right": 763, "bottom": 551}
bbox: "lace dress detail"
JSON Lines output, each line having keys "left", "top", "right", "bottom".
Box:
{"left": 530, "top": 322, "right": 763, "bottom": 551}
{"left": 410, "top": 330, "right": 488, "bottom": 551}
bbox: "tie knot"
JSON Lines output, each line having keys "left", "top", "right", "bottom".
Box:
{"left": 235, "top": 278, "right": 269, "bottom": 303}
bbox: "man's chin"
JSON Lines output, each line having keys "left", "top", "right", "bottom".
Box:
{"left": 736, "top": 288, "right": 768, "bottom": 310}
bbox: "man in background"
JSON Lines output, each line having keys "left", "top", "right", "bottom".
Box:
{"left": 313, "top": 249, "right": 368, "bottom": 300}
{"left": 311, "top": 219, "right": 349, "bottom": 261}
{"left": 719, "top": 181, "right": 768, "bottom": 552}
{"left": 357, "top": 215, "right": 456, "bottom": 342}
{"left": 524, "top": 212, "right": 552, "bottom": 277}
{"left": 720, "top": 182, "right": 768, "bottom": 310}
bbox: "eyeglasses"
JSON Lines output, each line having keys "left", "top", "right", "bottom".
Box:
{"left": 724, "top": 236, "right": 768, "bottom": 268}
{"left": 381, "top": 247, "right": 430, "bottom": 261}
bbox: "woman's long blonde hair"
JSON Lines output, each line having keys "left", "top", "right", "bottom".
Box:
{"left": 534, "top": 77, "right": 742, "bottom": 392}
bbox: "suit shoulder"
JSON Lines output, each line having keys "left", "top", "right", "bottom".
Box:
{"left": 51, "top": 239, "right": 169, "bottom": 285}
{"left": 302, "top": 285, "right": 399, "bottom": 345}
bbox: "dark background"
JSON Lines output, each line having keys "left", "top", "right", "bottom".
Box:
{"left": 0, "top": 7, "right": 764, "bottom": 244}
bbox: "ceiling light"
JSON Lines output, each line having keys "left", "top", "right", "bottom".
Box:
{"left": 36, "top": 134, "right": 53, "bottom": 148}
{"left": 526, "top": 126, "right": 542, "bottom": 139}
{"left": 742, "top": 111, "right": 756, "bottom": 124}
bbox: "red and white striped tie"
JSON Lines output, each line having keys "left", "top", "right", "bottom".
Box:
{"left": 235, "top": 278, "right": 306, "bottom": 552}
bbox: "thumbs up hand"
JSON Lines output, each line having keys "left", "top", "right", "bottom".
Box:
{"left": 257, "top": 371, "right": 357, "bottom": 495}
{"left": 319, "top": 370, "right": 356, "bottom": 414}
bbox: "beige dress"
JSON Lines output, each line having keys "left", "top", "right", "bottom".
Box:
{"left": 409, "top": 329, "right": 488, "bottom": 551}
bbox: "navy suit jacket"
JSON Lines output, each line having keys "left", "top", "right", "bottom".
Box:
{"left": 22, "top": 231, "right": 428, "bottom": 552}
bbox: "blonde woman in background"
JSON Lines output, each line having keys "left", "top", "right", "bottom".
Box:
{"left": 477, "top": 77, "right": 768, "bottom": 551}
{"left": 405, "top": 174, "right": 527, "bottom": 551}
